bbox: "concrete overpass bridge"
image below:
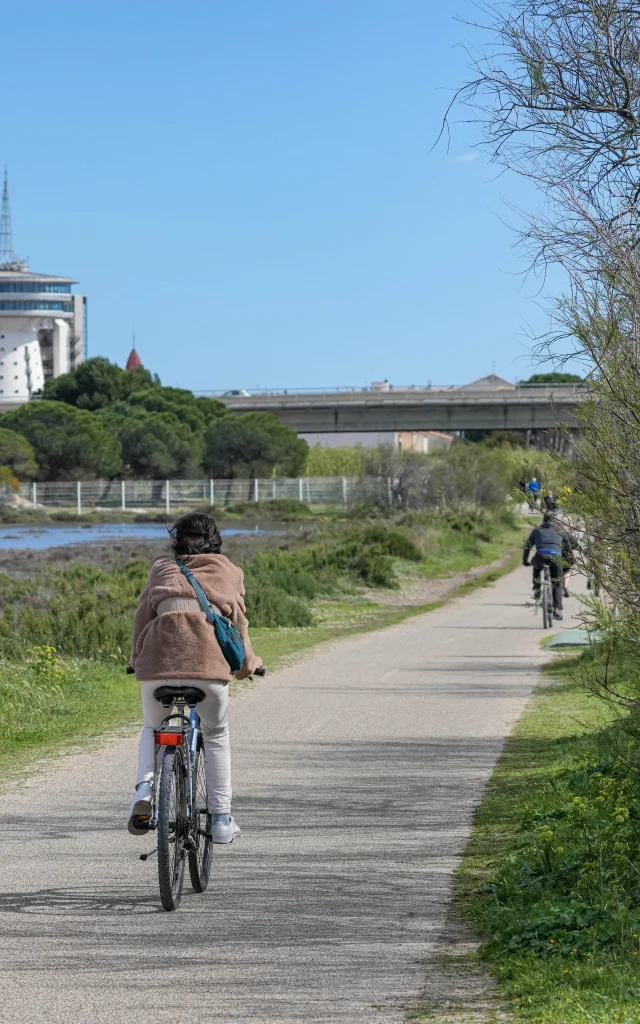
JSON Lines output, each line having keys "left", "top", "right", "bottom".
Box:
{"left": 210, "top": 384, "right": 584, "bottom": 433}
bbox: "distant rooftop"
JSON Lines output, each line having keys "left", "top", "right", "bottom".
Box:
{"left": 126, "top": 347, "right": 142, "bottom": 370}
{"left": 456, "top": 374, "right": 515, "bottom": 391}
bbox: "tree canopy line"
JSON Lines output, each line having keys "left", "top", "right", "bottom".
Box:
{"left": 0, "top": 358, "right": 309, "bottom": 481}
{"left": 0, "top": 355, "right": 579, "bottom": 485}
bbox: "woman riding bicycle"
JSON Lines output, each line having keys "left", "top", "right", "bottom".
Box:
{"left": 127, "top": 511, "right": 262, "bottom": 842}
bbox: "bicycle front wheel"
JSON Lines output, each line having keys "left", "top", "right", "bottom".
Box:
{"left": 157, "top": 745, "right": 187, "bottom": 911}
{"left": 188, "top": 738, "right": 213, "bottom": 893}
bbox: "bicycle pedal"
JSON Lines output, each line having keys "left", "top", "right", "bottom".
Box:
{"left": 140, "top": 846, "right": 158, "bottom": 862}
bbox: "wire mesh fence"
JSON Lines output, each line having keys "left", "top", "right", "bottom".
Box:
{"left": 18, "top": 477, "right": 393, "bottom": 513}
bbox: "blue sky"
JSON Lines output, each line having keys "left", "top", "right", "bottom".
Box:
{"left": 1, "top": 1, "right": 570, "bottom": 390}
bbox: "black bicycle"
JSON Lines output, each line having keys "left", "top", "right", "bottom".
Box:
{"left": 130, "top": 670, "right": 265, "bottom": 911}
{"left": 540, "top": 563, "right": 554, "bottom": 629}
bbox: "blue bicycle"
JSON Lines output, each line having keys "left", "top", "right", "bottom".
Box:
{"left": 133, "top": 672, "right": 264, "bottom": 911}
{"left": 134, "top": 684, "right": 212, "bottom": 910}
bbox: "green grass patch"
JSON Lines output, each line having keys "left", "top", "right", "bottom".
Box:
{"left": 417, "top": 512, "right": 524, "bottom": 579}
{"left": 0, "top": 646, "right": 141, "bottom": 777}
{"left": 439, "top": 651, "right": 640, "bottom": 1024}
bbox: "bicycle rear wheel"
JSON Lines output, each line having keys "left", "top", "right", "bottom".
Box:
{"left": 157, "top": 745, "right": 187, "bottom": 911}
{"left": 188, "top": 738, "right": 213, "bottom": 893}
{"left": 542, "top": 568, "right": 553, "bottom": 629}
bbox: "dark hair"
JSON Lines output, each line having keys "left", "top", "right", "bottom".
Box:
{"left": 168, "top": 512, "right": 222, "bottom": 556}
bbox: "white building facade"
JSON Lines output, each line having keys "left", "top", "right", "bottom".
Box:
{"left": 0, "top": 272, "right": 86, "bottom": 405}
{"left": 0, "top": 171, "right": 86, "bottom": 408}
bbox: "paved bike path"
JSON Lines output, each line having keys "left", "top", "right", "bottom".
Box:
{"left": 0, "top": 568, "right": 581, "bottom": 1023}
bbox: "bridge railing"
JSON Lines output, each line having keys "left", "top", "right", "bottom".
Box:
{"left": 197, "top": 383, "right": 586, "bottom": 399}
{"left": 18, "top": 476, "right": 391, "bottom": 513}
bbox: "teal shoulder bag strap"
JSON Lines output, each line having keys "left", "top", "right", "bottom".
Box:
{"left": 175, "top": 559, "right": 246, "bottom": 672}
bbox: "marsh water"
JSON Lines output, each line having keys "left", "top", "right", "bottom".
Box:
{"left": 0, "top": 523, "right": 266, "bottom": 550}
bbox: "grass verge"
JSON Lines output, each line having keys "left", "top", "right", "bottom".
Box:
{"left": 428, "top": 651, "right": 640, "bottom": 1024}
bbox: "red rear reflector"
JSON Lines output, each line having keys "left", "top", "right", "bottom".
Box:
{"left": 155, "top": 732, "right": 183, "bottom": 746}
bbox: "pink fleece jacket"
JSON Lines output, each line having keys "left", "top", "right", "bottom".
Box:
{"left": 130, "top": 554, "right": 259, "bottom": 681}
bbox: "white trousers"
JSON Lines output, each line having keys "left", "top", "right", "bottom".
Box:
{"left": 137, "top": 679, "right": 231, "bottom": 814}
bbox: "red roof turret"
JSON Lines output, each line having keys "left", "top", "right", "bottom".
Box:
{"left": 126, "top": 348, "right": 141, "bottom": 370}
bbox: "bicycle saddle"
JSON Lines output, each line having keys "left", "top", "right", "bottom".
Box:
{"left": 153, "top": 685, "right": 206, "bottom": 707}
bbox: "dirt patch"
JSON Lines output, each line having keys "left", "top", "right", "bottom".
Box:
{"left": 367, "top": 550, "right": 518, "bottom": 608}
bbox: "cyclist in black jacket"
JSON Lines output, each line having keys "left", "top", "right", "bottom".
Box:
{"left": 523, "top": 515, "right": 573, "bottom": 620}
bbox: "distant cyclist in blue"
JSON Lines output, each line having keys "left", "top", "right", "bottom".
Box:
{"left": 527, "top": 476, "right": 541, "bottom": 507}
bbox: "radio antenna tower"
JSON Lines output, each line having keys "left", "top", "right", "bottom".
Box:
{"left": 0, "top": 168, "right": 27, "bottom": 270}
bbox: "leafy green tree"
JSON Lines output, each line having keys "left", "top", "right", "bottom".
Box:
{"left": 0, "top": 428, "right": 38, "bottom": 480}
{"left": 2, "top": 402, "right": 122, "bottom": 480}
{"left": 204, "top": 412, "right": 308, "bottom": 478}
{"left": 464, "top": 429, "right": 528, "bottom": 446}
{"left": 522, "top": 373, "right": 582, "bottom": 385}
{"left": 194, "top": 396, "right": 229, "bottom": 425}
{"left": 125, "top": 387, "right": 226, "bottom": 434}
{"left": 42, "top": 357, "right": 157, "bottom": 410}
{"left": 99, "top": 407, "right": 202, "bottom": 478}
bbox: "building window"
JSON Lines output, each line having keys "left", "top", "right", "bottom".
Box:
{"left": 0, "top": 281, "right": 72, "bottom": 294}
{"left": 0, "top": 301, "right": 73, "bottom": 312}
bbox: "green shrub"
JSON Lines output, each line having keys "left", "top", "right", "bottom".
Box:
{"left": 223, "top": 499, "right": 312, "bottom": 519}
{"left": 246, "top": 549, "right": 323, "bottom": 600}
{"left": 481, "top": 735, "right": 640, "bottom": 957}
{"left": 472, "top": 652, "right": 640, "bottom": 963}
{"left": 0, "top": 503, "right": 46, "bottom": 525}
{"left": 357, "top": 524, "right": 423, "bottom": 561}
{"left": 0, "top": 560, "right": 148, "bottom": 660}
{"left": 241, "top": 522, "right": 421, "bottom": 623}
{"left": 245, "top": 585, "right": 312, "bottom": 628}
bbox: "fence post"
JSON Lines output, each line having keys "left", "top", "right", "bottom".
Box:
{"left": 121, "top": 480, "right": 126, "bottom": 511}
{"left": 165, "top": 480, "right": 170, "bottom": 515}
{"left": 32, "top": 481, "right": 36, "bottom": 508}
{"left": 342, "top": 476, "right": 348, "bottom": 508}
{"left": 209, "top": 479, "right": 214, "bottom": 506}
{"left": 254, "top": 478, "right": 259, "bottom": 502}
{"left": 299, "top": 478, "right": 303, "bottom": 502}
{"left": 387, "top": 477, "right": 392, "bottom": 507}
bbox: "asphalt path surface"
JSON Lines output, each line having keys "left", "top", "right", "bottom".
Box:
{"left": 0, "top": 567, "right": 584, "bottom": 1023}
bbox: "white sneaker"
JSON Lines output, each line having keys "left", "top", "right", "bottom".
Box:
{"left": 127, "top": 782, "right": 153, "bottom": 835}
{"left": 209, "top": 814, "right": 241, "bottom": 844}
